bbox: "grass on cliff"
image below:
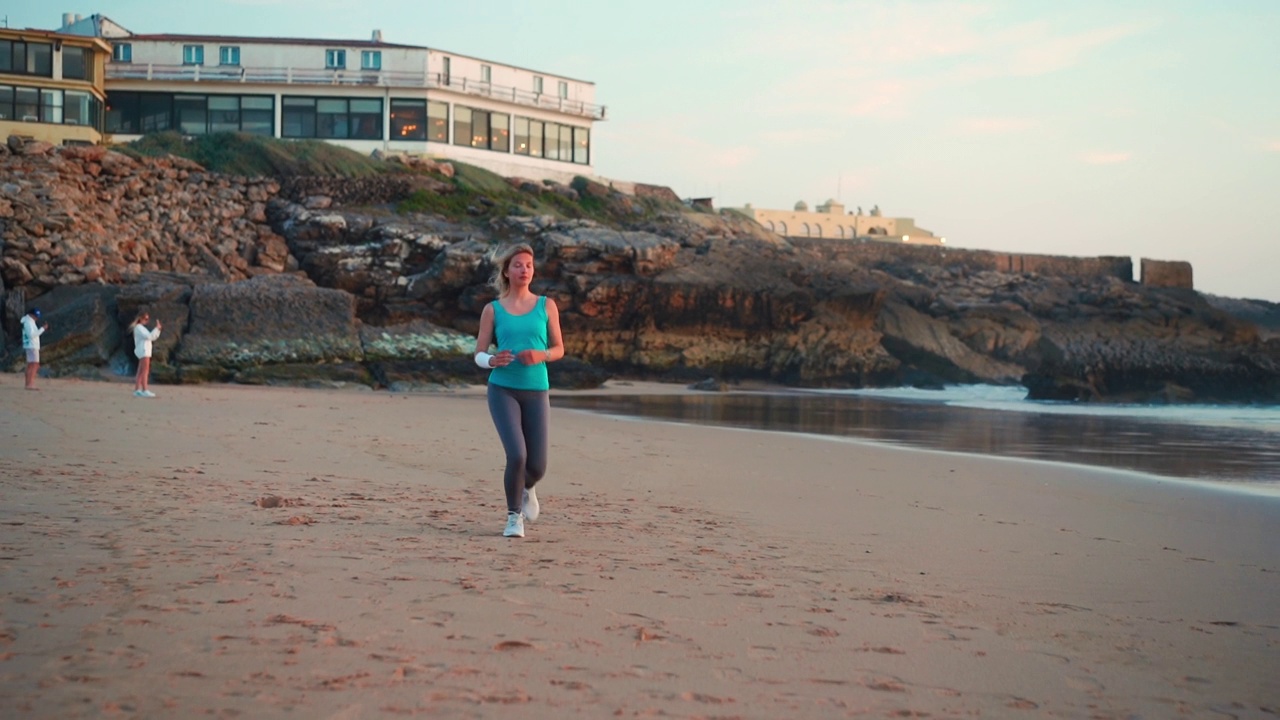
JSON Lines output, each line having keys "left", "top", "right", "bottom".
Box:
{"left": 118, "top": 132, "right": 389, "bottom": 177}
{"left": 397, "top": 161, "right": 684, "bottom": 224}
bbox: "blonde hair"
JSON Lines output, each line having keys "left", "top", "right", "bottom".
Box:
{"left": 490, "top": 243, "right": 535, "bottom": 297}
{"left": 128, "top": 309, "right": 150, "bottom": 330}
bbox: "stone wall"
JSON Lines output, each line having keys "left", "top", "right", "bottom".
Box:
{"left": 1140, "top": 258, "right": 1193, "bottom": 289}
{"left": 794, "top": 238, "right": 1139, "bottom": 283}
{"left": 0, "top": 137, "right": 291, "bottom": 297}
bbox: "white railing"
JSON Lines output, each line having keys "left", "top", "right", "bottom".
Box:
{"left": 105, "top": 64, "right": 607, "bottom": 120}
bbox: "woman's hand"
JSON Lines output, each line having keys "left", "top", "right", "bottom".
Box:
{"left": 515, "top": 349, "right": 545, "bottom": 365}
{"left": 489, "top": 349, "right": 517, "bottom": 367}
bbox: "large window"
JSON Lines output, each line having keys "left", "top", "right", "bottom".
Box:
{"left": 427, "top": 100, "right": 447, "bottom": 142}
{"left": 0, "top": 40, "right": 54, "bottom": 77}
{"left": 514, "top": 117, "right": 590, "bottom": 164}
{"left": 219, "top": 46, "right": 240, "bottom": 66}
{"left": 182, "top": 45, "right": 204, "bottom": 66}
{"left": 325, "top": 49, "right": 346, "bottom": 69}
{"left": 112, "top": 43, "right": 131, "bottom": 63}
{"left": 0, "top": 84, "right": 101, "bottom": 129}
{"left": 480, "top": 64, "right": 491, "bottom": 83}
{"left": 452, "top": 105, "right": 508, "bottom": 151}
{"left": 63, "top": 90, "right": 96, "bottom": 126}
{"left": 62, "top": 46, "right": 89, "bottom": 80}
{"left": 390, "top": 99, "right": 424, "bottom": 140}
{"left": 361, "top": 51, "right": 381, "bottom": 70}
{"left": 107, "top": 91, "right": 272, "bottom": 136}
{"left": 283, "top": 96, "right": 381, "bottom": 139}
{"left": 533, "top": 76, "right": 543, "bottom": 94}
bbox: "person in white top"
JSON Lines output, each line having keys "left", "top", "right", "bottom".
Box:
{"left": 20, "top": 307, "right": 49, "bottom": 390}
{"left": 129, "top": 310, "right": 163, "bottom": 398}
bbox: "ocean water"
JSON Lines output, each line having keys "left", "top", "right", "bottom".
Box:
{"left": 553, "top": 385, "right": 1280, "bottom": 487}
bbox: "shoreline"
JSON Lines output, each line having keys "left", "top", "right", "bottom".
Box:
{"left": 2, "top": 375, "right": 1278, "bottom": 717}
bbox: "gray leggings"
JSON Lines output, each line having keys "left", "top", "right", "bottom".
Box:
{"left": 487, "top": 384, "right": 550, "bottom": 514}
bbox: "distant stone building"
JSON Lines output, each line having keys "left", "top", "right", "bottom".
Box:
{"left": 728, "top": 199, "right": 944, "bottom": 245}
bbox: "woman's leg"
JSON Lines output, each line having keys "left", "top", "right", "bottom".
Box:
{"left": 520, "top": 390, "right": 550, "bottom": 490}
{"left": 134, "top": 356, "right": 144, "bottom": 391}
{"left": 487, "top": 384, "right": 528, "bottom": 515}
{"left": 137, "top": 357, "right": 151, "bottom": 391}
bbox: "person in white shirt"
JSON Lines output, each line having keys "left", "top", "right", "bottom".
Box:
{"left": 129, "top": 310, "right": 163, "bottom": 398}
{"left": 20, "top": 307, "right": 48, "bottom": 390}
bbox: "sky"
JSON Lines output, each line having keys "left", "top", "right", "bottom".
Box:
{"left": 10, "top": 1, "right": 1280, "bottom": 301}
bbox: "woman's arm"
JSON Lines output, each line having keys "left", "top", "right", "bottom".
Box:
{"left": 475, "top": 303, "right": 515, "bottom": 368}
{"left": 543, "top": 298, "right": 565, "bottom": 363}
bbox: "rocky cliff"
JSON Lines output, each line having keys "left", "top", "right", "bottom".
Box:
{"left": 3, "top": 137, "right": 1278, "bottom": 403}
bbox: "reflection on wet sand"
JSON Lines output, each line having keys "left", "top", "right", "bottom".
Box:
{"left": 554, "top": 392, "right": 1280, "bottom": 484}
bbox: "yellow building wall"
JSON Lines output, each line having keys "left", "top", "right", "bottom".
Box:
{"left": 0, "top": 120, "right": 102, "bottom": 145}
{"left": 742, "top": 207, "right": 943, "bottom": 245}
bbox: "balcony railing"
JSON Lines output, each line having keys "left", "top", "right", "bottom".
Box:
{"left": 105, "top": 63, "right": 606, "bottom": 120}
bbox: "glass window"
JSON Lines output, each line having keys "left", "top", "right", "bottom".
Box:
{"left": 325, "top": 49, "right": 346, "bottom": 69}
{"left": 514, "top": 117, "right": 529, "bottom": 155}
{"left": 0, "top": 85, "right": 13, "bottom": 120}
{"left": 558, "top": 125, "right": 571, "bottom": 163}
{"left": 533, "top": 76, "right": 543, "bottom": 94}
{"left": 282, "top": 97, "right": 316, "bottom": 137}
{"left": 349, "top": 98, "right": 382, "bottom": 139}
{"left": 471, "top": 110, "right": 488, "bottom": 148}
{"left": 489, "top": 113, "right": 509, "bottom": 152}
{"left": 0, "top": 42, "right": 11, "bottom": 73}
{"left": 361, "top": 51, "right": 381, "bottom": 70}
{"left": 442, "top": 56, "right": 451, "bottom": 84}
{"left": 112, "top": 43, "right": 131, "bottom": 63}
{"left": 140, "top": 93, "right": 172, "bottom": 132}
{"left": 64, "top": 90, "right": 93, "bottom": 126}
{"left": 28, "top": 43, "right": 53, "bottom": 76}
{"left": 62, "top": 47, "right": 88, "bottom": 80}
{"left": 558, "top": 80, "right": 568, "bottom": 99}
{"left": 40, "top": 89, "right": 63, "bottom": 124}
{"left": 15, "top": 87, "right": 39, "bottom": 122}
{"left": 105, "top": 91, "right": 138, "bottom": 132}
{"left": 452, "top": 105, "right": 471, "bottom": 147}
{"left": 573, "top": 126, "right": 589, "bottom": 164}
{"left": 390, "top": 99, "right": 425, "bottom": 140}
{"left": 480, "top": 64, "right": 491, "bottom": 83}
{"left": 316, "top": 98, "right": 348, "bottom": 138}
{"left": 543, "top": 123, "right": 559, "bottom": 160}
{"left": 528, "top": 119, "right": 543, "bottom": 158}
{"left": 183, "top": 45, "right": 204, "bottom": 66}
{"left": 175, "top": 94, "right": 207, "bottom": 134}
{"left": 219, "top": 46, "right": 240, "bottom": 66}
{"left": 208, "top": 95, "right": 240, "bottom": 133}
{"left": 427, "top": 100, "right": 447, "bottom": 142}
{"left": 240, "top": 95, "right": 273, "bottom": 136}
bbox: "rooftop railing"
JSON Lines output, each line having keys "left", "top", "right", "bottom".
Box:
{"left": 105, "top": 63, "right": 606, "bottom": 120}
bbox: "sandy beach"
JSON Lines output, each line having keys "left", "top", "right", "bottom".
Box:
{"left": 1, "top": 375, "right": 1277, "bottom": 719}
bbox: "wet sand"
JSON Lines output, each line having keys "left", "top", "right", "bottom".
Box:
{"left": 1, "top": 376, "right": 1277, "bottom": 718}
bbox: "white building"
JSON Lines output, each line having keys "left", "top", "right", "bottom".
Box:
{"left": 56, "top": 13, "right": 603, "bottom": 182}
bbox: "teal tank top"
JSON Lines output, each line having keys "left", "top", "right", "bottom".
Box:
{"left": 488, "top": 296, "right": 550, "bottom": 391}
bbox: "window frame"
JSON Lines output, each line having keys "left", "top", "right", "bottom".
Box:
{"left": 480, "top": 64, "right": 491, "bottom": 84}
{"left": 361, "top": 50, "right": 381, "bottom": 70}
{"left": 533, "top": 76, "right": 543, "bottom": 94}
{"left": 282, "top": 95, "right": 381, "bottom": 140}
{"left": 558, "top": 80, "right": 568, "bottom": 99}
{"left": 61, "top": 46, "right": 90, "bottom": 80}
{"left": 219, "top": 46, "right": 240, "bottom": 66}
{"left": 182, "top": 45, "right": 205, "bottom": 66}
{"left": 325, "top": 49, "right": 347, "bottom": 69}
{"left": 0, "top": 40, "right": 54, "bottom": 77}
{"left": 112, "top": 42, "right": 132, "bottom": 63}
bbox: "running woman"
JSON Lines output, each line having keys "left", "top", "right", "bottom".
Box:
{"left": 473, "top": 243, "right": 564, "bottom": 538}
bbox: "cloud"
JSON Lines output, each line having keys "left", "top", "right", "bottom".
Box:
{"left": 732, "top": 3, "right": 1146, "bottom": 121}
{"left": 1081, "top": 151, "right": 1132, "bottom": 165}
{"left": 958, "top": 117, "right": 1036, "bottom": 134}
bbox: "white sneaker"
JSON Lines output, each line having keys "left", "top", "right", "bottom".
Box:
{"left": 503, "top": 512, "right": 524, "bottom": 538}
{"left": 522, "top": 487, "right": 540, "bottom": 522}
{"left": 133, "top": 390, "right": 145, "bottom": 397}
{"left": 142, "top": 390, "right": 157, "bottom": 398}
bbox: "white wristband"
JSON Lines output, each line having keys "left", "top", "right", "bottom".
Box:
{"left": 475, "top": 352, "right": 493, "bottom": 369}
